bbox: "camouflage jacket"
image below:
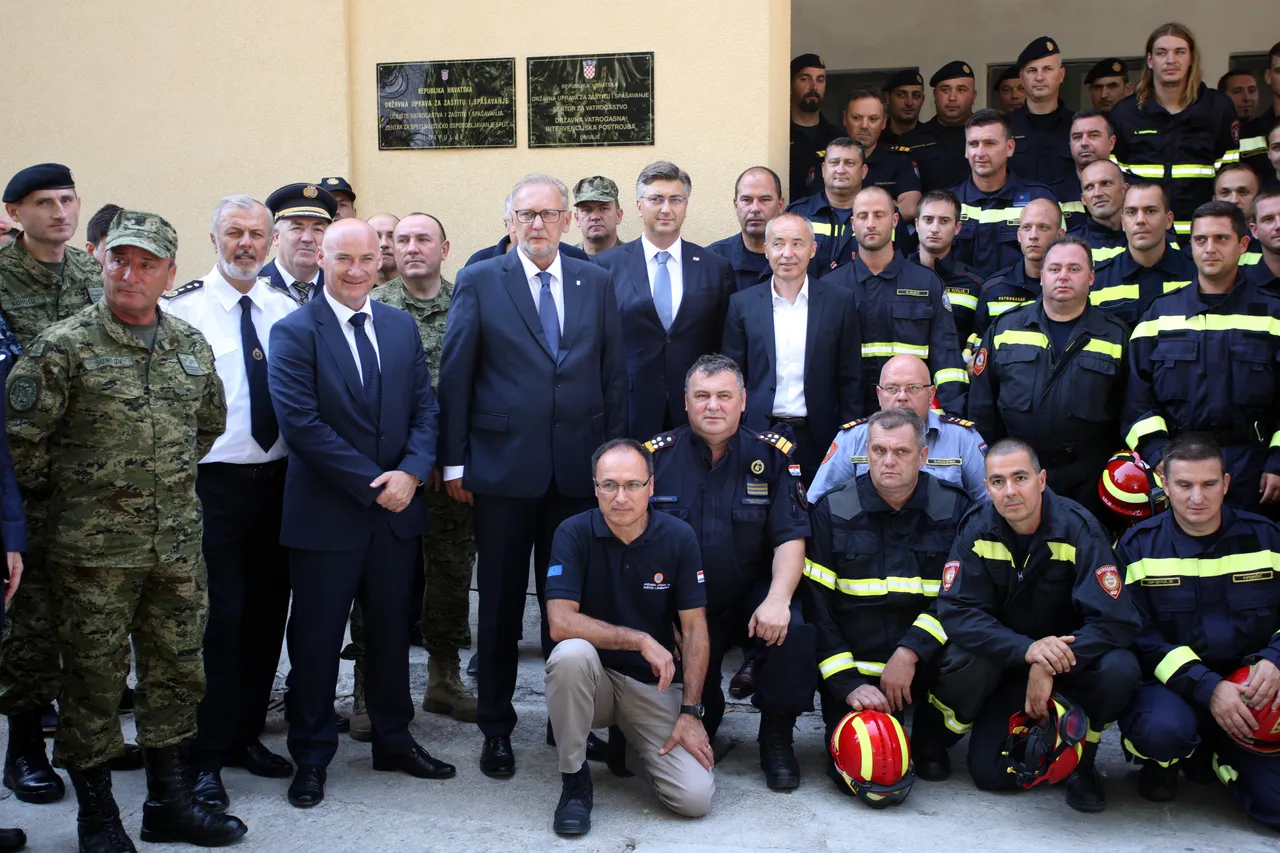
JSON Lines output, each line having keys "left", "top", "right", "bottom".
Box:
{"left": 5, "top": 299, "right": 226, "bottom": 567}
{"left": 0, "top": 238, "right": 102, "bottom": 349}
{"left": 370, "top": 277, "right": 451, "bottom": 381}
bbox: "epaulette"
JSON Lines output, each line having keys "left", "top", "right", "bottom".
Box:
{"left": 940, "top": 414, "right": 977, "bottom": 430}
{"left": 839, "top": 416, "right": 870, "bottom": 431}
{"left": 161, "top": 279, "right": 204, "bottom": 300}
{"left": 644, "top": 432, "right": 678, "bottom": 453}
{"left": 756, "top": 431, "right": 794, "bottom": 457}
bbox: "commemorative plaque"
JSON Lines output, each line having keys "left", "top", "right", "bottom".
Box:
{"left": 527, "top": 52, "right": 654, "bottom": 148}
{"left": 377, "top": 58, "right": 517, "bottom": 150}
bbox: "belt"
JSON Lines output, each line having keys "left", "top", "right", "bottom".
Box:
{"left": 772, "top": 416, "right": 808, "bottom": 427}
{"left": 199, "top": 459, "right": 288, "bottom": 480}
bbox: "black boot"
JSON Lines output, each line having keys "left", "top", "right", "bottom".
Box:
{"left": 68, "top": 764, "right": 136, "bottom": 853}
{"left": 0, "top": 827, "right": 25, "bottom": 853}
{"left": 190, "top": 768, "right": 230, "bottom": 813}
{"left": 1138, "top": 761, "right": 1179, "bottom": 802}
{"left": 758, "top": 713, "right": 800, "bottom": 790}
{"left": 1064, "top": 741, "right": 1106, "bottom": 813}
{"left": 552, "top": 762, "right": 593, "bottom": 836}
{"left": 912, "top": 738, "right": 952, "bottom": 782}
{"left": 3, "top": 710, "right": 64, "bottom": 803}
{"left": 139, "top": 746, "right": 247, "bottom": 846}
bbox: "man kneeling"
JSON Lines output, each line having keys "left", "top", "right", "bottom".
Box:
{"left": 544, "top": 439, "right": 715, "bottom": 836}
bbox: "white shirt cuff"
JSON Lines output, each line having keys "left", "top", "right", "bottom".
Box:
{"left": 443, "top": 466, "right": 465, "bottom": 481}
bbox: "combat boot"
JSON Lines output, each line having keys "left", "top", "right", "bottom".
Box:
{"left": 139, "top": 746, "right": 247, "bottom": 847}
{"left": 1064, "top": 741, "right": 1107, "bottom": 813}
{"left": 349, "top": 658, "right": 371, "bottom": 743}
{"left": 423, "top": 654, "right": 478, "bottom": 722}
{"left": 3, "top": 710, "right": 64, "bottom": 803}
{"left": 68, "top": 764, "right": 136, "bottom": 853}
{"left": 758, "top": 713, "right": 800, "bottom": 790}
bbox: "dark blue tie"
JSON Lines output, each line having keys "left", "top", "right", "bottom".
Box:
{"left": 238, "top": 295, "right": 278, "bottom": 452}
{"left": 537, "top": 270, "right": 560, "bottom": 354}
{"left": 349, "top": 312, "right": 381, "bottom": 413}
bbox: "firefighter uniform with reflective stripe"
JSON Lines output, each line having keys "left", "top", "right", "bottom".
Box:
{"left": 1123, "top": 276, "right": 1280, "bottom": 514}
{"left": 970, "top": 261, "right": 1038, "bottom": 348}
{"left": 948, "top": 174, "right": 1058, "bottom": 277}
{"left": 1116, "top": 507, "right": 1280, "bottom": 830}
{"left": 819, "top": 253, "right": 968, "bottom": 416}
{"left": 1110, "top": 85, "right": 1241, "bottom": 237}
{"left": 804, "top": 472, "right": 971, "bottom": 743}
{"left": 1239, "top": 107, "right": 1276, "bottom": 175}
{"left": 1068, "top": 216, "right": 1129, "bottom": 265}
{"left": 1089, "top": 241, "right": 1195, "bottom": 328}
{"left": 908, "top": 251, "right": 984, "bottom": 347}
{"left": 968, "top": 299, "right": 1129, "bottom": 515}
{"left": 787, "top": 190, "right": 909, "bottom": 280}
{"left": 937, "top": 490, "right": 1142, "bottom": 790}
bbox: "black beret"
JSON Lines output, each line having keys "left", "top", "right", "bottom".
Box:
{"left": 883, "top": 68, "right": 924, "bottom": 91}
{"left": 265, "top": 183, "right": 338, "bottom": 221}
{"left": 993, "top": 65, "right": 1021, "bottom": 91}
{"left": 930, "top": 61, "right": 974, "bottom": 88}
{"left": 318, "top": 176, "right": 355, "bottom": 200}
{"left": 1016, "top": 36, "right": 1061, "bottom": 71}
{"left": 1085, "top": 58, "right": 1128, "bottom": 84}
{"left": 791, "top": 53, "right": 825, "bottom": 76}
{"left": 3, "top": 163, "right": 75, "bottom": 204}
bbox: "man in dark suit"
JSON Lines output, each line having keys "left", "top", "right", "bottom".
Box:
{"left": 259, "top": 183, "right": 338, "bottom": 306}
{"left": 721, "top": 212, "right": 862, "bottom": 483}
{"left": 269, "top": 219, "right": 455, "bottom": 809}
{"left": 594, "top": 161, "right": 733, "bottom": 438}
{"left": 439, "top": 174, "right": 628, "bottom": 778}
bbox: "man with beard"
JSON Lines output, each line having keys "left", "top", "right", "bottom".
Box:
{"left": 899, "top": 62, "right": 978, "bottom": 194}
{"left": 259, "top": 183, "right": 338, "bottom": 306}
{"left": 1086, "top": 59, "right": 1132, "bottom": 112}
{"left": 571, "top": 177, "right": 623, "bottom": 257}
{"left": 1071, "top": 160, "right": 1129, "bottom": 263}
{"left": 1219, "top": 70, "right": 1260, "bottom": 122}
{"left": 882, "top": 68, "right": 925, "bottom": 146}
{"left": 789, "top": 54, "right": 842, "bottom": 197}
{"left": 368, "top": 213, "right": 400, "bottom": 285}
{"left": 708, "top": 167, "right": 786, "bottom": 293}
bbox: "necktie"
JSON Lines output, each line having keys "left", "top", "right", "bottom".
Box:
{"left": 295, "top": 281, "right": 313, "bottom": 303}
{"left": 238, "top": 295, "right": 278, "bottom": 452}
{"left": 653, "top": 250, "right": 673, "bottom": 331}
{"left": 349, "top": 312, "right": 381, "bottom": 413}
{"left": 536, "top": 270, "right": 560, "bottom": 354}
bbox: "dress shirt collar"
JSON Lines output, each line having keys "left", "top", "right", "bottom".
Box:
{"left": 205, "top": 265, "right": 272, "bottom": 313}
{"left": 771, "top": 276, "right": 810, "bottom": 306}
{"left": 516, "top": 247, "right": 564, "bottom": 286}
{"left": 641, "top": 234, "right": 683, "bottom": 265}
{"left": 322, "top": 285, "right": 373, "bottom": 326}
{"left": 276, "top": 261, "right": 318, "bottom": 289}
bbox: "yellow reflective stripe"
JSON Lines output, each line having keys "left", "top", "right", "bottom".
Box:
{"left": 960, "top": 204, "right": 1018, "bottom": 223}
{"left": 832, "top": 576, "right": 942, "bottom": 597}
{"left": 1086, "top": 727, "right": 1103, "bottom": 744}
{"left": 1123, "top": 738, "right": 1180, "bottom": 767}
{"left": 1170, "top": 164, "right": 1217, "bottom": 179}
{"left": 1271, "top": 430, "right": 1280, "bottom": 450}
{"left": 1131, "top": 312, "right": 1280, "bottom": 339}
{"left": 862, "top": 342, "right": 929, "bottom": 358}
{"left": 810, "top": 222, "right": 835, "bottom": 236}
{"left": 928, "top": 692, "right": 971, "bottom": 734}
{"left": 819, "top": 652, "right": 855, "bottom": 679}
{"left": 988, "top": 301, "right": 1028, "bottom": 317}
{"left": 803, "top": 558, "right": 837, "bottom": 590}
{"left": 973, "top": 539, "right": 1013, "bottom": 561}
{"left": 1173, "top": 220, "right": 1191, "bottom": 235}
{"left": 912, "top": 613, "right": 947, "bottom": 644}
{"left": 934, "top": 367, "right": 969, "bottom": 387}
{"left": 947, "top": 292, "right": 978, "bottom": 310}
{"left": 1165, "top": 280, "right": 1192, "bottom": 293}
{"left": 1047, "top": 542, "right": 1077, "bottom": 563}
{"left": 1092, "top": 245, "right": 1127, "bottom": 263}
{"left": 854, "top": 660, "right": 885, "bottom": 676}
{"left": 1125, "top": 550, "right": 1280, "bottom": 582}
{"left": 1239, "top": 135, "right": 1267, "bottom": 158}
{"left": 1213, "top": 149, "right": 1241, "bottom": 169}
{"left": 992, "top": 329, "right": 1048, "bottom": 349}
{"left": 1241, "top": 252, "right": 1261, "bottom": 266}
{"left": 1126, "top": 415, "right": 1168, "bottom": 449}
{"left": 1091, "top": 284, "right": 1139, "bottom": 305}
{"left": 1103, "top": 472, "right": 1148, "bottom": 505}
{"left": 1060, "top": 201, "right": 1086, "bottom": 215}
{"left": 1123, "top": 164, "right": 1166, "bottom": 179}
{"left": 1082, "top": 339, "right": 1122, "bottom": 359}
{"left": 1213, "top": 753, "right": 1239, "bottom": 784}
{"left": 1154, "top": 645, "right": 1201, "bottom": 684}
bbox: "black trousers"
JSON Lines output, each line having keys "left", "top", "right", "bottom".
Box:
{"left": 191, "top": 460, "right": 290, "bottom": 771}
{"left": 473, "top": 482, "right": 593, "bottom": 738}
{"left": 817, "top": 658, "right": 964, "bottom": 750}
{"left": 285, "top": 513, "right": 419, "bottom": 767}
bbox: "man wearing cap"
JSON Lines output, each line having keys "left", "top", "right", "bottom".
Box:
{"left": 1008, "top": 37, "right": 1078, "bottom": 204}
{"left": 320, "top": 177, "right": 357, "bottom": 220}
{"left": 790, "top": 53, "right": 842, "bottom": 197}
{"left": 571, "top": 176, "right": 624, "bottom": 257}
{"left": 882, "top": 68, "right": 925, "bottom": 146}
{"left": 1087, "top": 59, "right": 1132, "bottom": 112}
{"left": 993, "top": 66, "right": 1026, "bottom": 114}
{"left": 899, "top": 62, "right": 978, "bottom": 194}
{"left": 7, "top": 210, "right": 246, "bottom": 848}
{"left": 259, "top": 183, "right": 338, "bottom": 306}
{"left": 841, "top": 85, "right": 922, "bottom": 223}
{"left": 707, "top": 166, "right": 786, "bottom": 293}
{"left": 0, "top": 163, "right": 104, "bottom": 806}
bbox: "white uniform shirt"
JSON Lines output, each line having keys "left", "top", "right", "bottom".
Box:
{"left": 771, "top": 276, "right": 809, "bottom": 418}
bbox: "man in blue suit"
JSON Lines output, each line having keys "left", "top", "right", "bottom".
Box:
{"left": 269, "top": 218, "right": 454, "bottom": 809}
{"left": 259, "top": 183, "right": 338, "bottom": 305}
{"left": 595, "top": 161, "right": 734, "bottom": 438}
{"left": 439, "top": 174, "right": 628, "bottom": 778}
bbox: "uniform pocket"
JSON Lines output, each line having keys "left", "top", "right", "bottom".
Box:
{"left": 1150, "top": 339, "right": 1199, "bottom": 402}
{"left": 992, "top": 345, "right": 1038, "bottom": 411}
{"left": 1070, "top": 356, "right": 1118, "bottom": 420}
{"left": 1229, "top": 338, "right": 1274, "bottom": 407}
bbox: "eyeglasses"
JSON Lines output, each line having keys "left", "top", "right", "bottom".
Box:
{"left": 512, "top": 209, "right": 566, "bottom": 223}
{"left": 642, "top": 195, "right": 688, "bottom": 208}
{"left": 594, "top": 477, "right": 652, "bottom": 495}
{"left": 877, "top": 383, "right": 933, "bottom": 395}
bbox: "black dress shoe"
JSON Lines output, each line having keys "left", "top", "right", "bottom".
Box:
{"left": 553, "top": 763, "right": 593, "bottom": 836}
{"left": 372, "top": 743, "right": 456, "bottom": 779}
{"left": 288, "top": 765, "right": 326, "bottom": 808}
{"left": 912, "top": 741, "right": 952, "bottom": 782}
{"left": 466, "top": 653, "right": 478, "bottom": 677}
{"left": 225, "top": 739, "right": 293, "bottom": 779}
{"left": 0, "top": 827, "right": 25, "bottom": 853}
{"left": 107, "top": 743, "right": 144, "bottom": 772}
{"left": 728, "top": 658, "right": 759, "bottom": 700}
{"left": 480, "top": 736, "right": 515, "bottom": 778}
{"left": 190, "top": 770, "right": 230, "bottom": 813}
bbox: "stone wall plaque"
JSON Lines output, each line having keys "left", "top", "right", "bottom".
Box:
{"left": 527, "top": 52, "right": 654, "bottom": 148}
{"left": 377, "top": 58, "right": 516, "bottom": 150}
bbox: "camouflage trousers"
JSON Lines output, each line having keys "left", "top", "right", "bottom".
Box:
{"left": 51, "top": 554, "right": 208, "bottom": 770}
{"left": 0, "top": 504, "right": 62, "bottom": 715}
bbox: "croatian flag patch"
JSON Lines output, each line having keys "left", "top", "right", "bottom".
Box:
{"left": 696, "top": 570, "right": 705, "bottom": 584}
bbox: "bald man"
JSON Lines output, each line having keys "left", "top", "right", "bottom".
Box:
{"left": 368, "top": 212, "right": 400, "bottom": 285}
{"left": 971, "top": 198, "right": 1064, "bottom": 346}
{"left": 269, "top": 218, "right": 453, "bottom": 808}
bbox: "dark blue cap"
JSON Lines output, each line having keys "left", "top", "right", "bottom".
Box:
{"left": 1085, "top": 58, "right": 1128, "bottom": 84}
{"left": 884, "top": 68, "right": 923, "bottom": 91}
{"left": 4, "top": 163, "right": 75, "bottom": 204}
{"left": 930, "top": 61, "right": 974, "bottom": 87}
{"left": 265, "top": 183, "right": 338, "bottom": 221}
{"left": 1016, "top": 36, "right": 1061, "bottom": 71}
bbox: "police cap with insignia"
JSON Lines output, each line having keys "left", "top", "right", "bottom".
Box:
{"left": 105, "top": 210, "right": 178, "bottom": 259}
{"left": 929, "top": 61, "right": 975, "bottom": 88}
{"left": 319, "top": 176, "right": 356, "bottom": 200}
{"left": 3, "top": 163, "right": 75, "bottom": 204}
{"left": 1015, "top": 36, "right": 1061, "bottom": 71}
{"left": 573, "top": 176, "right": 620, "bottom": 205}
{"left": 883, "top": 68, "right": 924, "bottom": 92}
{"left": 265, "top": 183, "right": 338, "bottom": 222}
{"left": 993, "top": 64, "right": 1021, "bottom": 91}
{"left": 791, "top": 53, "right": 825, "bottom": 76}
{"left": 1085, "top": 58, "right": 1128, "bottom": 85}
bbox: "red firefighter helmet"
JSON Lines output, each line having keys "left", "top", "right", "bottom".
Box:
{"left": 1099, "top": 450, "right": 1155, "bottom": 520}
{"left": 1225, "top": 666, "right": 1280, "bottom": 755}
{"left": 1004, "top": 694, "right": 1089, "bottom": 788}
{"left": 829, "top": 710, "right": 915, "bottom": 807}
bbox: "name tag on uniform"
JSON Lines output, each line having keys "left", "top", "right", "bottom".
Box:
{"left": 4, "top": 296, "right": 44, "bottom": 309}
{"left": 84, "top": 355, "right": 133, "bottom": 370}
{"left": 1232, "top": 571, "right": 1274, "bottom": 584}
{"left": 896, "top": 289, "right": 928, "bottom": 297}
{"left": 649, "top": 495, "right": 679, "bottom": 503}
{"left": 929, "top": 458, "right": 962, "bottom": 467}
{"left": 177, "top": 353, "right": 205, "bottom": 376}
{"left": 1140, "top": 577, "right": 1181, "bottom": 587}
{"left": 742, "top": 497, "right": 770, "bottom": 505}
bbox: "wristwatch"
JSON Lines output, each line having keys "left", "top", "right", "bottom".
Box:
{"left": 680, "top": 703, "right": 705, "bottom": 719}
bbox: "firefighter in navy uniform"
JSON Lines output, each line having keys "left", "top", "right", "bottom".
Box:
{"left": 804, "top": 409, "right": 972, "bottom": 786}
{"left": 970, "top": 198, "right": 1063, "bottom": 349}
{"left": 646, "top": 354, "right": 816, "bottom": 791}
{"left": 909, "top": 189, "right": 985, "bottom": 346}
{"left": 1124, "top": 201, "right": 1280, "bottom": 516}
{"left": 937, "top": 438, "right": 1142, "bottom": 812}
{"left": 1116, "top": 435, "right": 1280, "bottom": 831}
{"left": 1007, "top": 37, "right": 1079, "bottom": 204}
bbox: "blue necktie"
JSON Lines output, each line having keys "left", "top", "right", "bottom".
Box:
{"left": 238, "top": 295, "right": 278, "bottom": 452}
{"left": 349, "top": 313, "right": 381, "bottom": 413}
{"left": 653, "top": 250, "right": 673, "bottom": 331}
{"left": 537, "top": 270, "right": 560, "bottom": 354}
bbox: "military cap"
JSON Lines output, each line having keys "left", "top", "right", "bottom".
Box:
{"left": 265, "top": 183, "right": 338, "bottom": 221}
{"left": 319, "top": 176, "right": 356, "bottom": 200}
{"left": 1015, "top": 36, "right": 1061, "bottom": 71}
{"left": 930, "top": 61, "right": 974, "bottom": 88}
{"left": 993, "top": 64, "right": 1021, "bottom": 91}
{"left": 105, "top": 210, "right": 178, "bottom": 259}
{"left": 573, "top": 176, "right": 620, "bottom": 205}
{"left": 883, "top": 68, "right": 924, "bottom": 92}
{"left": 3, "top": 163, "right": 75, "bottom": 204}
{"left": 791, "top": 53, "right": 825, "bottom": 76}
{"left": 1085, "top": 58, "right": 1128, "bottom": 85}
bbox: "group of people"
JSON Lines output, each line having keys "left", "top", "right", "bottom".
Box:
{"left": 0, "top": 17, "right": 1278, "bottom": 852}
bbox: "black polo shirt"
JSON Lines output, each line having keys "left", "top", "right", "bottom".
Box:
{"left": 546, "top": 509, "right": 706, "bottom": 684}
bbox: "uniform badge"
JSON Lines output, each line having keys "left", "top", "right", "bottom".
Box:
{"left": 1046, "top": 40, "right": 1055, "bottom": 51}
{"left": 26, "top": 341, "right": 47, "bottom": 359}
{"left": 941, "top": 291, "right": 952, "bottom": 312}
{"left": 303, "top": 185, "right": 319, "bottom": 198}
{"left": 972, "top": 347, "right": 988, "bottom": 376}
{"left": 252, "top": 348, "right": 264, "bottom": 361}
{"left": 1231, "top": 120, "right": 1240, "bottom": 145}
{"left": 177, "top": 352, "right": 206, "bottom": 376}
{"left": 942, "top": 560, "right": 960, "bottom": 593}
{"left": 746, "top": 479, "right": 769, "bottom": 497}
{"left": 822, "top": 441, "right": 838, "bottom": 463}
{"left": 750, "top": 459, "right": 765, "bottom": 475}
{"left": 1111, "top": 61, "right": 1122, "bottom": 72}
{"left": 8, "top": 377, "right": 37, "bottom": 412}
{"left": 788, "top": 464, "right": 802, "bottom": 478}
{"left": 962, "top": 64, "right": 971, "bottom": 74}
{"left": 1095, "top": 565, "right": 1122, "bottom": 600}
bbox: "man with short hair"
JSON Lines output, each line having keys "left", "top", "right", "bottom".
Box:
{"left": 1215, "top": 163, "right": 1262, "bottom": 220}
{"left": 1085, "top": 59, "right": 1132, "bottom": 111}
{"left": 882, "top": 68, "right": 925, "bottom": 145}
{"left": 1008, "top": 37, "right": 1077, "bottom": 202}
{"left": 1072, "top": 159, "right": 1129, "bottom": 263}
{"left": 259, "top": 183, "right": 338, "bottom": 305}
{"left": 899, "top": 61, "right": 978, "bottom": 193}
{"left": 972, "top": 198, "right": 1064, "bottom": 343}
{"left": 707, "top": 167, "right": 786, "bottom": 293}
{"left": 938, "top": 438, "right": 1142, "bottom": 812}
{"left": 1067, "top": 110, "right": 1117, "bottom": 225}
{"left": 789, "top": 54, "right": 842, "bottom": 197}
{"left": 1240, "top": 43, "right": 1280, "bottom": 172}
{"left": 84, "top": 203, "right": 123, "bottom": 264}
{"left": 319, "top": 177, "right": 357, "bottom": 220}
{"left": 909, "top": 189, "right": 985, "bottom": 345}
{"left": 993, "top": 66, "right": 1025, "bottom": 113}
{"left": 787, "top": 138, "right": 867, "bottom": 279}
{"left": 596, "top": 161, "right": 733, "bottom": 439}
{"left": 367, "top": 212, "right": 400, "bottom": 285}
{"left": 841, "top": 85, "right": 921, "bottom": 222}
{"left": 543, "top": 438, "right": 714, "bottom": 835}
{"left": 1246, "top": 188, "right": 1280, "bottom": 289}
{"left": 1220, "top": 69, "right": 1260, "bottom": 122}
{"left": 1116, "top": 435, "right": 1280, "bottom": 829}
{"left": 571, "top": 176, "right": 624, "bottom": 257}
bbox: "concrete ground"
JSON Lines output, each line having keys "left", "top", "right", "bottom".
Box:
{"left": 2, "top": 593, "right": 1277, "bottom": 853}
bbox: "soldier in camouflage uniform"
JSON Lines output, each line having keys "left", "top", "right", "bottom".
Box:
{"left": 0, "top": 163, "right": 105, "bottom": 806}
{"left": 6, "top": 211, "right": 246, "bottom": 851}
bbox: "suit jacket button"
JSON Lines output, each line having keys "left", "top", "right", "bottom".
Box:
{"left": 555, "top": 421, "right": 560, "bottom": 427}
{"left": 556, "top": 380, "right": 562, "bottom": 387}
{"left": 665, "top": 336, "right": 672, "bottom": 343}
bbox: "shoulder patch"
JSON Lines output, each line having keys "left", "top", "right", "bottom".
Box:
{"left": 756, "top": 431, "right": 795, "bottom": 457}
{"left": 25, "top": 340, "right": 47, "bottom": 359}
{"left": 644, "top": 432, "right": 678, "bottom": 453}
{"left": 8, "top": 376, "right": 37, "bottom": 412}
{"left": 839, "top": 416, "right": 870, "bottom": 431}
{"left": 161, "top": 279, "right": 204, "bottom": 300}
{"left": 940, "top": 415, "right": 977, "bottom": 429}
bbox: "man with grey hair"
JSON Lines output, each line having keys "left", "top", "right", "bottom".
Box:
{"left": 440, "top": 173, "right": 628, "bottom": 779}
{"left": 596, "top": 162, "right": 734, "bottom": 438}
{"left": 162, "top": 194, "right": 300, "bottom": 810}
{"left": 463, "top": 176, "right": 591, "bottom": 266}
{"left": 259, "top": 182, "right": 338, "bottom": 305}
